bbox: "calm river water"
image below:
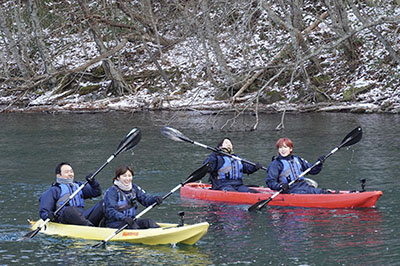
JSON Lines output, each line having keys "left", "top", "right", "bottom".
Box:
{"left": 0, "top": 112, "right": 399, "bottom": 265}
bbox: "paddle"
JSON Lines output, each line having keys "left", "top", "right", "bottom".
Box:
{"left": 22, "top": 128, "right": 142, "bottom": 240}
{"left": 248, "top": 126, "right": 362, "bottom": 212}
{"left": 161, "top": 126, "right": 267, "bottom": 170}
{"left": 91, "top": 162, "right": 210, "bottom": 248}
{"left": 161, "top": 126, "right": 318, "bottom": 188}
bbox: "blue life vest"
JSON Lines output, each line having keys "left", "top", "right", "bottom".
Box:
{"left": 279, "top": 156, "right": 304, "bottom": 183}
{"left": 115, "top": 187, "right": 137, "bottom": 218}
{"left": 56, "top": 183, "right": 85, "bottom": 208}
{"left": 217, "top": 156, "right": 243, "bottom": 180}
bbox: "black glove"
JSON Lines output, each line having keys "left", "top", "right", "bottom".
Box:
{"left": 85, "top": 173, "right": 95, "bottom": 184}
{"left": 318, "top": 156, "right": 325, "bottom": 163}
{"left": 279, "top": 183, "right": 290, "bottom": 193}
{"left": 48, "top": 211, "right": 57, "bottom": 222}
{"left": 255, "top": 162, "right": 263, "bottom": 170}
{"left": 123, "top": 217, "right": 134, "bottom": 227}
{"left": 154, "top": 196, "right": 163, "bottom": 205}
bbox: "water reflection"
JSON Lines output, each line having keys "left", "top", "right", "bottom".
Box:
{"left": 265, "top": 207, "right": 383, "bottom": 252}
{"left": 181, "top": 202, "right": 262, "bottom": 264}
{"left": 181, "top": 199, "right": 385, "bottom": 265}
{"left": 1, "top": 235, "right": 213, "bottom": 266}
{"left": 204, "top": 205, "right": 255, "bottom": 242}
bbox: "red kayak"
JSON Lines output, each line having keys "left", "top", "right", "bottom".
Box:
{"left": 180, "top": 183, "right": 383, "bottom": 208}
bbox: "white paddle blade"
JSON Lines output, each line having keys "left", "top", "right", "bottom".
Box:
{"left": 161, "top": 126, "right": 188, "bottom": 142}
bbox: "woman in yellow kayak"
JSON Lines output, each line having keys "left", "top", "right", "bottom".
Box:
{"left": 103, "top": 165, "right": 163, "bottom": 229}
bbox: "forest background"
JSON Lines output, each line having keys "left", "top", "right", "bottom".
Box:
{"left": 0, "top": 0, "right": 399, "bottom": 130}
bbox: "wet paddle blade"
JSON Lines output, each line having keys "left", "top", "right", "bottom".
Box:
{"left": 184, "top": 163, "right": 210, "bottom": 184}
{"left": 115, "top": 128, "right": 141, "bottom": 154}
{"left": 248, "top": 202, "right": 263, "bottom": 212}
{"left": 22, "top": 227, "right": 40, "bottom": 239}
{"left": 91, "top": 240, "right": 106, "bottom": 248}
{"left": 339, "top": 126, "right": 362, "bottom": 148}
{"left": 248, "top": 198, "right": 272, "bottom": 212}
{"left": 161, "top": 126, "right": 193, "bottom": 143}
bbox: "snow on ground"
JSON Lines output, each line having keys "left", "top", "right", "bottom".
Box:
{"left": 1, "top": 4, "right": 400, "bottom": 114}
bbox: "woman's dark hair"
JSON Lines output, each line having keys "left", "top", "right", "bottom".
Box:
{"left": 113, "top": 165, "right": 134, "bottom": 182}
{"left": 217, "top": 137, "right": 232, "bottom": 148}
{"left": 55, "top": 162, "right": 72, "bottom": 175}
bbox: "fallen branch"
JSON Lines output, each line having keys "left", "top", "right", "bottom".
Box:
{"left": 17, "top": 37, "right": 129, "bottom": 92}
{"left": 232, "top": 11, "right": 329, "bottom": 103}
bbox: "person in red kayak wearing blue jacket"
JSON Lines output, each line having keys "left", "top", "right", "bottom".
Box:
{"left": 265, "top": 138, "right": 337, "bottom": 194}
{"left": 103, "top": 165, "right": 162, "bottom": 229}
{"left": 39, "top": 162, "right": 103, "bottom": 226}
{"left": 205, "top": 138, "right": 262, "bottom": 193}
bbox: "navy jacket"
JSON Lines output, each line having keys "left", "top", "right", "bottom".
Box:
{"left": 265, "top": 155, "right": 322, "bottom": 192}
{"left": 103, "top": 184, "right": 159, "bottom": 227}
{"left": 39, "top": 179, "right": 101, "bottom": 221}
{"left": 205, "top": 152, "right": 258, "bottom": 184}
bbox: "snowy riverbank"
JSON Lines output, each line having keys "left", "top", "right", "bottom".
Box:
{"left": 1, "top": 88, "right": 399, "bottom": 114}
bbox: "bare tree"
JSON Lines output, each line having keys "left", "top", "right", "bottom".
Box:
{"left": 0, "top": 6, "right": 31, "bottom": 79}
{"left": 0, "top": 0, "right": 399, "bottom": 120}
{"left": 199, "top": 0, "right": 234, "bottom": 88}
{"left": 77, "top": 0, "right": 132, "bottom": 95}
{"left": 232, "top": 2, "right": 329, "bottom": 102}
{"left": 115, "top": 0, "right": 172, "bottom": 46}
{"left": 14, "top": 0, "right": 32, "bottom": 73}
{"left": 349, "top": 0, "right": 400, "bottom": 65}
{"left": 27, "top": 0, "right": 56, "bottom": 76}
{"left": 322, "top": 0, "right": 359, "bottom": 60}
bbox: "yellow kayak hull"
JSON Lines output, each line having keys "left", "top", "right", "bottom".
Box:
{"left": 29, "top": 220, "right": 209, "bottom": 245}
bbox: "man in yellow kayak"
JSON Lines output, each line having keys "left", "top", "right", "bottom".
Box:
{"left": 103, "top": 165, "right": 163, "bottom": 229}
{"left": 38, "top": 162, "right": 103, "bottom": 226}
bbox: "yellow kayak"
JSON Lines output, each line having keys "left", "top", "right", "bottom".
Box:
{"left": 29, "top": 220, "right": 209, "bottom": 245}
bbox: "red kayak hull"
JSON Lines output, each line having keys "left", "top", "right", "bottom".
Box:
{"left": 180, "top": 183, "right": 383, "bottom": 208}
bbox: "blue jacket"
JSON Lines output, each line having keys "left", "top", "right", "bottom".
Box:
{"left": 39, "top": 179, "right": 101, "bottom": 221}
{"left": 205, "top": 152, "right": 258, "bottom": 185}
{"left": 103, "top": 184, "right": 159, "bottom": 227}
{"left": 265, "top": 155, "right": 322, "bottom": 192}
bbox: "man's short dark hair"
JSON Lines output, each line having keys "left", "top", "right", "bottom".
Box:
{"left": 55, "top": 162, "right": 72, "bottom": 175}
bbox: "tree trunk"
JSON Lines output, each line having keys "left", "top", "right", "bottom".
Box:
{"left": 0, "top": 40, "right": 10, "bottom": 78}
{"left": 116, "top": 0, "right": 172, "bottom": 46}
{"left": 77, "top": 0, "right": 131, "bottom": 96}
{"left": 27, "top": 0, "right": 56, "bottom": 76}
{"left": 14, "top": 0, "right": 32, "bottom": 72}
{"left": 323, "top": 0, "right": 358, "bottom": 60}
{"left": 200, "top": 0, "right": 234, "bottom": 87}
{"left": 232, "top": 6, "right": 329, "bottom": 102}
{"left": 350, "top": 0, "right": 400, "bottom": 65}
{"left": 0, "top": 7, "right": 31, "bottom": 79}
